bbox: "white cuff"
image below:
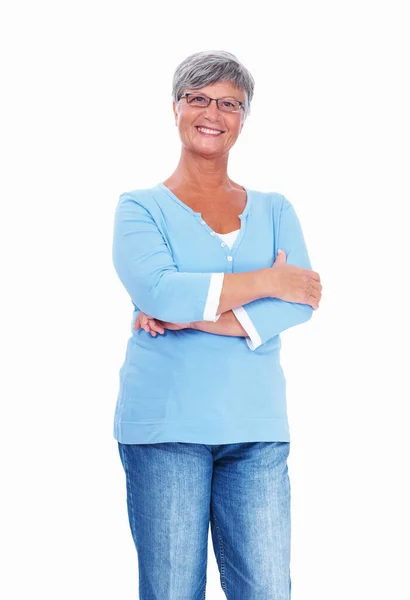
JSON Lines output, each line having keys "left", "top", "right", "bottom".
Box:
{"left": 203, "top": 273, "right": 224, "bottom": 321}
{"left": 232, "top": 306, "right": 262, "bottom": 350}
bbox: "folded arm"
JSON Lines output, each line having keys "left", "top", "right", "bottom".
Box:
{"left": 199, "top": 273, "right": 249, "bottom": 335}
{"left": 191, "top": 196, "right": 315, "bottom": 350}
{"left": 112, "top": 193, "right": 273, "bottom": 324}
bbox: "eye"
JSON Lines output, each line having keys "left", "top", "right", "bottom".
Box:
{"left": 189, "top": 95, "right": 208, "bottom": 105}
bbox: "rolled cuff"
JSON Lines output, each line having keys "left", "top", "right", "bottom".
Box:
{"left": 203, "top": 272, "right": 224, "bottom": 322}
{"left": 232, "top": 306, "right": 262, "bottom": 350}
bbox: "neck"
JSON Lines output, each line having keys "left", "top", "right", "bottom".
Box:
{"left": 167, "top": 147, "right": 233, "bottom": 193}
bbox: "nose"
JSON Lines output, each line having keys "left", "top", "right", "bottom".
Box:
{"left": 202, "top": 99, "right": 223, "bottom": 123}
{"left": 205, "top": 100, "right": 221, "bottom": 116}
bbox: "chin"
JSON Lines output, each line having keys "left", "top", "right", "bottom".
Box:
{"left": 193, "top": 145, "right": 223, "bottom": 157}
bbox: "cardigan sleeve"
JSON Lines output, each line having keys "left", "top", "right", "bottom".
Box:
{"left": 203, "top": 273, "right": 224, "bottom": 321}
{"left": 112, "top": 193, "right": 224, "bottom": 323}
{"left": 235, "top": 196, "right": 314, "bottom": 350}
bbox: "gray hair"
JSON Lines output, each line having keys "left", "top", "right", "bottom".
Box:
{"left": 172, "top": 50, "right": 255, "bottom": 118}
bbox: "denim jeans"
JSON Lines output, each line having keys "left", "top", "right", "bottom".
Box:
{"left": 118, "top": 441, "right": 292, "bottom": 600}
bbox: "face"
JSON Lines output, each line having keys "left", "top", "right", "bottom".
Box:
{"left": 173, "top": 82, "right": 246, "bottom": 157}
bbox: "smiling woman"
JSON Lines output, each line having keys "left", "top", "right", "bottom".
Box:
{"left": 171, "top": 75, "right": 248, "bottom": 159}
{"left": 112, "top": 49, "right": 321, "bottom": 600}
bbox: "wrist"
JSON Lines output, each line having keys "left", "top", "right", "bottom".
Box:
{"left": 260, "top": 268, "right": 279, "bottom": 298}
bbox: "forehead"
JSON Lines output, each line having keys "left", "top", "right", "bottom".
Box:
{"left": 187, "top": 82, "right": 245, "bottom": 101}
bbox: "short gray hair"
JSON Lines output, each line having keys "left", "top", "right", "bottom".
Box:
{"left": 172, "top": 50, "right": 255, "bottom": 118}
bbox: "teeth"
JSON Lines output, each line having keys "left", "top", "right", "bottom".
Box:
{"left": 197, "top": 127, "right": 222, "bottom": 135}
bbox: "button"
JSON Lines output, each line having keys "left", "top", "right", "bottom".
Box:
{"left": 200, "top": 220, "right": 205, "bottom": 225}
{"left": 227, "top": 256, "right": 233, "bottom": 261}
{"left": 210, "top": 231, "right": 215, "bottom": 236}
{"left": 221, "top": 242, "right": 226, "bottom": 247}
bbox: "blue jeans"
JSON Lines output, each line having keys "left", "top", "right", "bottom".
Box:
{"left": 118, "top": 441, "right": 292, "bottom": 600}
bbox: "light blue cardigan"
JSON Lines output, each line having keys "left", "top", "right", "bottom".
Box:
{"left": 112, "top": 182, "right": 314, "bottom": 444}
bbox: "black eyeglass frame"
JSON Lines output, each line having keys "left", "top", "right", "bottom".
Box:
{"left": 178, "top": 92, "right": 246, "bottom": 113}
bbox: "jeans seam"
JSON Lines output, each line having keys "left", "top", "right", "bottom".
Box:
{"left": 203, "top": 567, "right": 207, "bottom": 600}
{"left": 121, "top": 445, "right": 137, "bottom": 543}
{"left": 211, "top": 504, "right": 228, "bottom": 595}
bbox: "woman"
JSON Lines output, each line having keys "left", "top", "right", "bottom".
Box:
{"left": 112, "top": 50, "right": 322, "bottom": 600}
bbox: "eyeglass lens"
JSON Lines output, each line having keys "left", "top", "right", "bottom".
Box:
{"left": 185, "top": 94, "right": 241, "bottom": 112}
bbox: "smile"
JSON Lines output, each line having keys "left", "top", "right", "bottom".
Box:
{"left": 195, "top": 126, "right": 224, "bottom": 136}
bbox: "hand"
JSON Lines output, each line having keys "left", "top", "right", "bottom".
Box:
{"left": 133, "top": 312, "right": 192, "bottom": 336}
{"left": 133, "top": 312, "right": 164, "bottom": 336}
{"left": 270, "top": 249, "right": 322, "bottom": 310}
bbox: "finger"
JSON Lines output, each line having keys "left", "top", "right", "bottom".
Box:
{"left": 310, "top": 280, "right": 322, "bottom": 292}
{"left": 148, "top": 319, "right": 165, "bottom": 334}
{"left": 310, "top": 295, "right": 319, "bottom": 310}
{"left": 144, "top": 320, "right": 157, "bottom": 336}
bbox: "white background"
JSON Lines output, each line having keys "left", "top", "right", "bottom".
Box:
{"left": 1, "top": 1, "right": 409, "bottom": 598}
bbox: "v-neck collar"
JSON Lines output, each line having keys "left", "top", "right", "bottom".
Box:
{"left": 155, "top": 182, "right": 252, "bottom": 221}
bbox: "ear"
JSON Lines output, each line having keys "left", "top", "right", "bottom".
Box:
{"left": 172, "top": 101, "right": 178, "bottom": 125}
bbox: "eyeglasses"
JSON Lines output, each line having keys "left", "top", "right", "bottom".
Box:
{"left": 178, "top": 92, "right": 245, "bottom": 113}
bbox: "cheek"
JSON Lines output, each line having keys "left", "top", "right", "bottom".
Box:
{"left": 177, "top": 108, "right": 196, "bottom": 128}
{"left": 224, "top": 128, "right": 241, "bottom": 143}
{"left": 178, "top": 119, "right": 196, "bottom": 139}
{"left": 223, "top": 119, "right": 241, "bottom": 138}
